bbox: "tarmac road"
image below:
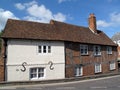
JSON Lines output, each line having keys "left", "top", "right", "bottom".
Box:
{"left": 1, "top": 75, "right": 120, "bottom": 90}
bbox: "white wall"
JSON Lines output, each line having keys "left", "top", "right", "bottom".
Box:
{"left": 6, "top": 39, "right": 65, "bottom": 81}
{"left": 114, "top": 40, "right": 120, "bottom": 46}
{"left": 117, "top": 40, "right": 120, "bottom": 46}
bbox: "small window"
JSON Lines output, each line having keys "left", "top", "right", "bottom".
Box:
{"left": 110, "top": 62, "right": 116, "bottom": 70}
{"left": 95, "top": 63, "right": 102, "bottom": 73}
{"left": 107, "top": 46, "right": 112, "bottom": 54}
{"left": 30, "top": 68, "right": 45, "bottom": 79}
{"left": 38, "top": 45, "right": 51, "bottom": 54}
{"left": 80, "top": 45, "right": 88, "bottom": 55}
{"left": 75, "top": 66, "right": 83, "bottom": 76}
{"left": 94, "top": 45, "right": 101, "bottom": 56}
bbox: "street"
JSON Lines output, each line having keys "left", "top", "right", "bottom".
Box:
{"left": 1, "top": 75, "right": 120, "bottom": 90}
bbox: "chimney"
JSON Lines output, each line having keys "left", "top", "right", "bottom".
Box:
{"left": 88, "top": 13, "right": 97, "bottom": 33}
{"left": 50, "top": 20, "right": 54, "bottom": 25}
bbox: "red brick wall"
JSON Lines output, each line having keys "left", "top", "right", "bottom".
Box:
{"left": 118, "top": 46, "right": 120, "bottom": 60}
{"left": 0, "top": 40, "right": 5, "bottom": 81}
{"left": 65, "top": 42, "right": 118, "bottom": 78}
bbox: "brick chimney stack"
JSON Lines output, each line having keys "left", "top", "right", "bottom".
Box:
{"left": 88, "top": 13, "right": 97, "bottom": 33}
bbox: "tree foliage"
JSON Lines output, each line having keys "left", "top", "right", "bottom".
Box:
{"left": 111, "top": 32, "right": 120, "bottom": 41}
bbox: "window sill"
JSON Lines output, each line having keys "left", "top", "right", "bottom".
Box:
{"left": 95, "top": 72, "right": 102, "bottom": 74}
{"left": 81, "top": 54, "right": 89, "bottom": 56}
{"left": 110, "top": 69, "right": 116, "bottom": 71}
{"left": 38, "top": 53, "right": 52, "bottom": 55}
{"left": 94, "top": 55, "right": 101, "bottom": 57}
{"left": 107, "top": 53, "right": 112, "bottom": 55}
{"left": 75, "top": 75, "right": 83, "bottom": 77}
{"left": 30, "top": 77, "right": 45, "bottom": 80}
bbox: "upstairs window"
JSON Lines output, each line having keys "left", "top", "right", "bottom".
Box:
{"left": 38, "top": 45, "right": 51, "bottom": 54}
{"left": 94, "top": 45, "right": 101, "bottom": 56}
{"left": 80, "top": 45, "right": 88, "bottom": 55}
{"left": 107, "top": 46, "right": 112, "bottom": 54}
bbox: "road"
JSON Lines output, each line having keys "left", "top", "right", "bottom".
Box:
{"left": 1, "top": 75, "right": 120, "bottom": 90}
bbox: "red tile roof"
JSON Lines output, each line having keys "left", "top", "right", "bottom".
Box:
{"left": 2, "top": 19, "right": 117, "bottom": 46}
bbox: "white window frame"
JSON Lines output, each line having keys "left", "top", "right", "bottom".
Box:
{"left": 110, "top": 62, "right": 116, "bottom": 70}
{"left": 107, "top": 46, "right": 112, "bottom": 54}
{"left": 75, "top": 66, "right": 83, "bottom": 76}
{"left": 95, "top": 63, "right": 102, "bottom": 73}
{"left": 80, "top": 45, "right": 88, "bottom": 55}
{"left": 30, "top": 67, "right": 45, "bottom": 80}
{"left": 38, "top": 45, "right": 51, "bottom": 54}
{"left": 94, "top": 45, "right": 101, "bottom": 56}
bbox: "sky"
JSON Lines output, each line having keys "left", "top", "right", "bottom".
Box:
{"left": 0, "top": 0, "right": 120, "bottom": 38}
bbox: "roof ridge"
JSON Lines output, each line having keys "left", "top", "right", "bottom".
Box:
{"left": 50, "top": 19, "right": 92, "bottom": 30}
{"left": 7, "top": 19, "right": 50, "bottom": 25}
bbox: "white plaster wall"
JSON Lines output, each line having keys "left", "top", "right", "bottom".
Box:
{"left": 117, "top": 40, "right": 120, "bottom": 46}
{"left": 6, "top": 39, "right": 65, "bottom": 81}
{"left": 114, "top": 40, "right": 120, "bottom": 46}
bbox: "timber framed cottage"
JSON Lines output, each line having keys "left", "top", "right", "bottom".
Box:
{"left": 0, "top": 14, "right": 118, "bottom": 82}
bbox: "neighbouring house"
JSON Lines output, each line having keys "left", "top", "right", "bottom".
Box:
{"left": 112, "top": 32, "right": 120, "bottom": 70}
{"left": 0, "top": 14, "right": 118, "bottom": 82}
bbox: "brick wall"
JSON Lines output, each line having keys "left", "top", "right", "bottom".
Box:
{"left": 0, "top": 39, "right": 5, "bottom": 81}
{"left": 118, "top": 46, "right": 120, "bottom": 60}
{"left": 65, "top": 42, "right": 118, "bottom": 78}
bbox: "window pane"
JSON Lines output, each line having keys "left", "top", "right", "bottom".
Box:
{"left": 38, "top": 68, "right": 44, "bottom": 78}
{"left": 31, "top": 74, "right": 37, "bottom": 78}
{"left": 43, "top": 46, "right": 46, "bottom": 53}
{"left": 38, "top": 73, "right": 44, "bottom": 78}
{"left": 31, "top": 68, "right": 37, "bottom": 73}
{"left": 81, "top": 49, "right": 84, "bottom": 54}
{"left": 38, "top": 46, "right": 41, "bottom": 53}
{"left": 48, "top": 46, "right": 51, "bottom": 53}
{"left": 30, "top": 68, "right": 37, "bottom": 79}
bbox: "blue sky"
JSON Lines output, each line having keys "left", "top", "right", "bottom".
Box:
{"left": 0, "top": 0, "right": 120, "bottom": 38}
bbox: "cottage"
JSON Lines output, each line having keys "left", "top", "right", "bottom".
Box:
{"left": 112, "top": 33, "right": 120, "bottom": 70}
{"left": 0, "top": 14, "right": 118, "bottom": 82}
